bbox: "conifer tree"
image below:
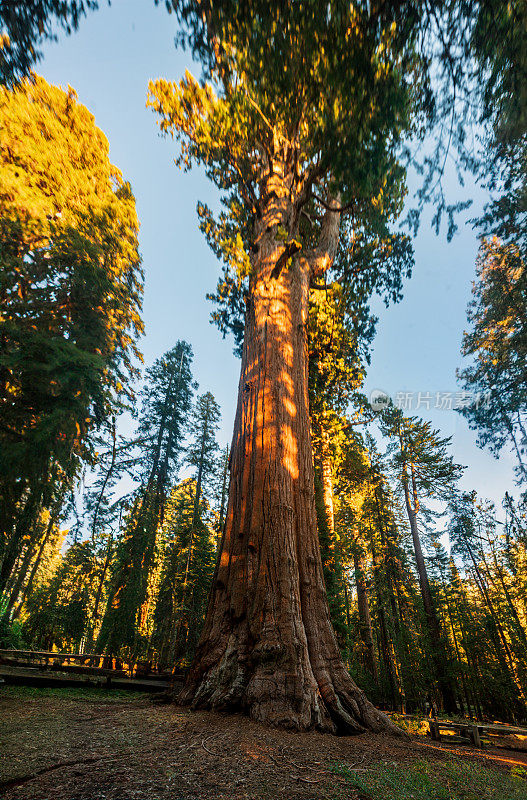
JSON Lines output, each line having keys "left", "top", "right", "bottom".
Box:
{"left": 24, "top": 537, "right": 93, "bottom": 651}
{"left": 458, "top": 240, "right": 527, "bottom": 485}
{"left": 186, "top": 392, "right": 221, "bottom": 539}
{"left": 151, "top": 478, "right": 216, "bottom": 668}
{"left": 148, "top": 0, "right": 422, "bottom": 734}
{"left": 0, "top": 76, "right": 143, "bottom": 594}
{"left": 96, "top": 343, "right": 193, "bottom": 655}
{"left": 381, "top": 409, "right": 464, "bottom": 712}
{"left": 449, "top": 491, "right": 527, "bottom": 716}
{"left": 214, "top": 444, "right": 230, "bottom": 540}
{"left": 172, "top": 391, "right": 221, "bottom": 659}
{"left": 457, "top": 2, "right": 527, "bottom": 489}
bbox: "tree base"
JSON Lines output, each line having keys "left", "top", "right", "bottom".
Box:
{"left": 178, "top": 631, "right": 403, "bottom": 737}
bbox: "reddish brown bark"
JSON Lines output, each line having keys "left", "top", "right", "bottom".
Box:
{"left": 180, "top": 168, "right": 400, "bottom": 735}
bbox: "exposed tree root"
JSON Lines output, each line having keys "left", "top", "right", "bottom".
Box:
{"left": 0, "top": 756, "right": 103, "bottom": 791}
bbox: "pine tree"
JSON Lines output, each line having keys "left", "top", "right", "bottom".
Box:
{"left": 174, "top": 392, "right": 221, "bottom": 659}
{"left": 449, "top": 491, "right": 527, "bottom": 718}
{"left": 96, "top": 343, "right": 193, "bottom": 655}
{"left": 458, "top": 239, "right": 527, "bottom": 485}
{"left": 24, "top": 539, "right": 96, "bottom": 651}
{"left": 381, "top": 408, "right": 464, "bottom": 712}
{"left": 0, "top": 76, "right": 143, "bottom": 595}
{"left": 151, "top": 479, "right": 216, "bottom": 669}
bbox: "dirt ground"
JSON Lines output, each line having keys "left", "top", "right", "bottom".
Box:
{"left": 1, "top": 687, "right": 527, "bottom": 800}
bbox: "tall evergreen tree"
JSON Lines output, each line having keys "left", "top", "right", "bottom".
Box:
{"left": 151, "top": 479, "right": 216, "bottom": 669}
{"left": 449, "top": 491, "right": 527, "bottom": 717}
{"left": 173, "top": 391, "right": 221, "bottom": 658}
{"left": 96, "top": 342, "right": 193, "bottom": 655}
{"left": 149, "top": 0, "right": 424, "bottom": 730}
{"left": 0, "top": 76, "right": 143, "bottom": 595}
{"left": 381, "top": 409, "right": 464, "bottom": 712}
{"left": 458, "top": 239, "right": 527, "bottom": 485}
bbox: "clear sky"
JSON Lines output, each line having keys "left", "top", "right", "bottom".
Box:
{"left": 38, "top": 0, "right": 518, "bottom": 512}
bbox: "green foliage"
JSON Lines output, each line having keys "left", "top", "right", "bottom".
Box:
{"left": 461, "top": 4, "right": 527, "bottom": 492}
{"left": 151, "top": 478, "right": 216, "bottom": 667}
{"left": 1, "top": 685, "right": 148, "bottom": 702}
{"left": 0, "top": 2, "right": 99, "bottom": 86}
{"left": 0, "top": 598, "right": 25, "bottom": 648}
{"left": 186, "top": 391, "right": 221, "bottom": 502}
{"left": 389, "top": 713, "right": 430, "bottom": 735}
{"left": 331, "top": 758, "right": 527, "bottom": 800}
{"left": 148, "top": 1, "right": 419, "bottom": 364}
{"left": 458, "top": 239, "right": 527, "bottom": 486}
{"left": 314, "top": 471, "right": 348, "bottom": 645}
{"left": 382, "top": 408, "right": 465, "bottom": 502}
{"left": 96, "top": 343, "right": 194, "bottom": 656}
{"left": 151, "top": 393, "right": 220, "bottom": 666}
{"left": 24, "top": 540, "right": 96, "bottom": 650}
{"left": 0, "top": 75, "right": 143, "bottom": 592}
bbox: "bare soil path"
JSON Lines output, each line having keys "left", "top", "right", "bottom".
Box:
{"left": 1, "top": 687, "right": 526, "bottom": 800}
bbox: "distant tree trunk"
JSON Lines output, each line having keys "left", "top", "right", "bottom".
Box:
{"left": 484, "top": 536, "right": 527, "bottom": 651}
{"left": 439, "top": 571, "right": 473, "bottom": 718}
{"left": 353, "top": 549, "right": 378, "bottom": 684}
{"left": 369, "top": 528, "right": 403, "bottom": 711}
{"left": 463, "top": 535, "right": 526, "bottom": 705}
{"left": 91, "top": 417, "right": 117, "bottom": 543}
{"left": 343, "top": 578, "right": 352, "bottom": 628}
{"left": 401, "top": 461, "right": 457, "bottom": 714}
{"left": 86, "top": 529, "right": 114, "bottom": 647}
{"left": 316, "top": 432, "right": 346, "bottom": 640}
{"left": 216, "top": 445, "right": 229, "bottom": 548}
{"left": 182, "top": 394, "right": 210, "bottom": 589}
{"left": 97, "top": 352, "right": 184, "bottom": 654}
{"left": 180, "top": 170, "right": 399, "bottom": 735}
{"left": 320, "top": 432, "right": 335, "bottom": 536}
{"left": 8, "top": 511, "right": 56, "bottom": 616}
{"left": 0, "top": 489, "right": 42, "bottom": 593}
{"left": 372, "top": 488, "right": 401, "bottom": 636}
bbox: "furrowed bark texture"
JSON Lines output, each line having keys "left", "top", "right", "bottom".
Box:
{"left": 180, "top": 171, "right": 400, "bottom": 735}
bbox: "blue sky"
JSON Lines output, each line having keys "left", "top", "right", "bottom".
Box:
{"left": 39, "top": 0, "right": 518, "bottom": 512}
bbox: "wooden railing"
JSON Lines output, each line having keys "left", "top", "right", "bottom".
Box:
{"left": 429, "top": 718, "right": 527, "bottom": 749}
{"left": 0, "top": 649, "right": 187, "bottom": 688}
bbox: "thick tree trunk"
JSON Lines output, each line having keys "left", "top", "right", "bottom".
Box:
{"left": 180, "top": 177, "right": 399, "bottom": 735}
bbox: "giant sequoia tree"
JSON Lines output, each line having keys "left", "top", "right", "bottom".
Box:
{"left": 148, "top": 2, "right": 424, "bottom": 733}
